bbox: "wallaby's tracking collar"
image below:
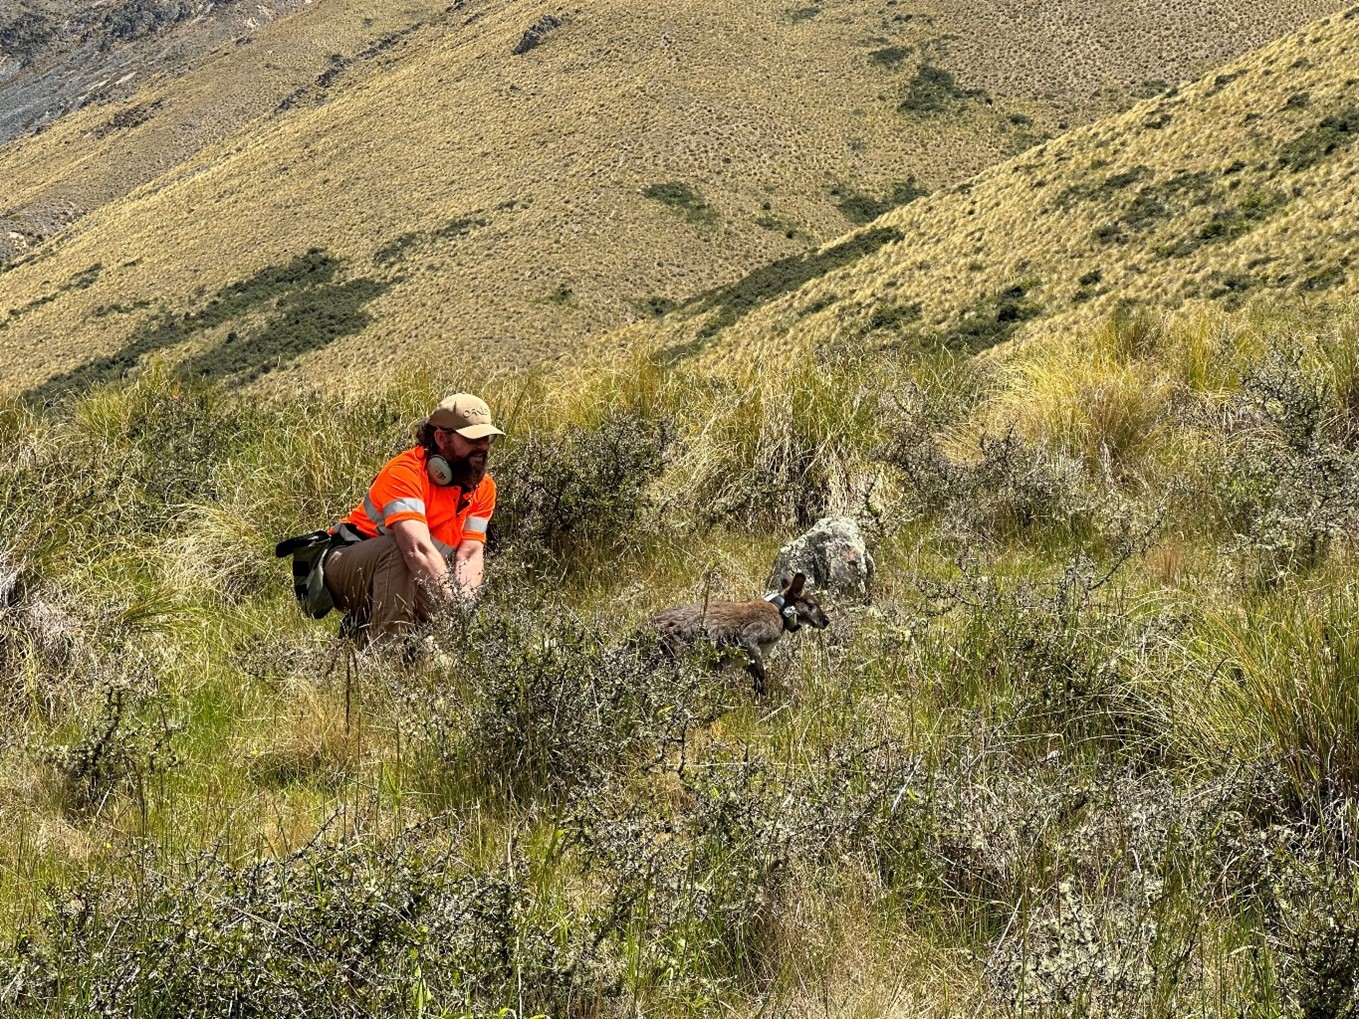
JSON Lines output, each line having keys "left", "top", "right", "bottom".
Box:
{"left": 764, "top": 593, "right": 801, "bottom": 633}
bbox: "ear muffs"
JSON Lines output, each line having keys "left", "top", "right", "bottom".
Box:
{"left": 427, "top": 455, "right": 454, "bottom": 486}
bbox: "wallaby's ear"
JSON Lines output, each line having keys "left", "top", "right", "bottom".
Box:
{"left": 785, "top": 572, "right": 806, "bottom": 597}
{"left": 780, "top": 574, "right": 792, "bottom": 589}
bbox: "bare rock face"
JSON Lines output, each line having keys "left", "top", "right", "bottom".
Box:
{"left": 769, "top": 517, "right": 874, "bottom": 598}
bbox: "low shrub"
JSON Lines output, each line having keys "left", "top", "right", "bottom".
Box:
{"left": 1, "top": 836, "right": 590, "bottom": 1017}
{"left": 488, "top": 412, "right": 669, "bottom": 570}
{"left": 879, "top": 389, "right": 1091, "bottom": 542}
{"left": 1204, "top": 350, "right": 1359, "bottom": 584}
{"left": 916, "top": 559, "right": 1167, "bottom": 748}
{"left": 898, "top": 65, "right": 986, "bottom": 115}
{"left": 641, "top": 182, "right": 718, "bottom": 226}
{"left": 406, "top": 603, "right": 733, "bottom": 802}
{"left": 40, "top": 675, "right": 180, "bottom": 814}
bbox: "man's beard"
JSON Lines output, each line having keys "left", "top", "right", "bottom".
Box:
{"left": 447, "top": 450, "right": 487, "bottom": 489}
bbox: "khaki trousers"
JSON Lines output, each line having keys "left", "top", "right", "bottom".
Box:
{"left": 324, "top": 535, "right": 437, "bottom": 647}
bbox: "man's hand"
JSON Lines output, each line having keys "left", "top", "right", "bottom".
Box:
{"left": 389, "top": 521, "right": 487, "bottom": 606}
{"left": 453, "top": 540, "right": 485, "bottom": 604}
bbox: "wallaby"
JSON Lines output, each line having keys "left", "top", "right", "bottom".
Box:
{"left": 649, "top": 572, "right": 831, "bottom": 694}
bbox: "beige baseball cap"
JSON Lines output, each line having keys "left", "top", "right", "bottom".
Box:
{"left": 429, "top": 393, "right": 505, "bottom": 439}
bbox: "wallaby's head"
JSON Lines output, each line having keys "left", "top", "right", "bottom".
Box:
{"left": 780, "top": 572, "right": 831, "bottom": 629}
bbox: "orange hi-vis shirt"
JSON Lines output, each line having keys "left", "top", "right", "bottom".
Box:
{"left": 339, "top": 447, "right": 495, "bottom": 557}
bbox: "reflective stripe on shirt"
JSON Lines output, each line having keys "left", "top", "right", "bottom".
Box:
{"left": 362, "top": 492, "right": 386, "bottom": 534}
{"left": 382, "top": 497, "right": 427, "bottom": 522}
{"left": 363, "top": 491, "right": 428, "bottom": 534}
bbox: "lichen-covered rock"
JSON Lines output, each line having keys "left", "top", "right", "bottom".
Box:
{"left": 768, "top": 516, "right": 874, "bottom": 598}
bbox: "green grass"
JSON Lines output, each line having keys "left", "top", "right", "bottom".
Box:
{"left": 5, "top": 299, "right": 1359, "bottom": 1015}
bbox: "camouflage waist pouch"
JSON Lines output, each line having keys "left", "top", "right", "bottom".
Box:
{"left": 274, "top": 530, "right": 338, "bottom": 620}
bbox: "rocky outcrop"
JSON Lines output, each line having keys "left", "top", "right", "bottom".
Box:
{"left": 0, "top": 0, "right": 303, "bottom": 142}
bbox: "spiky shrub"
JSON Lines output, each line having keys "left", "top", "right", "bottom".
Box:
{"left": 566, "top": 738, "right": 931, "bottom": 998}
{"left": 406, "top": 602, "right": 732, "bottom": 802}
{"left": 488, "top": 412, "right": 669, "bottom": 571}
{"left": 40, "top": 676, "right": 180, "bottom": 813}
{"left": 880, "top": 410, "right": 1091, "bottom": 543}
{"left": 1, "top": 837, "right": 588, "bottom": 1018}
{"left": 913, "top": 554, "right": 1166, "bottom": 749}
{"left": 1203, "top": 350, "right": 1359, "bottom": 586}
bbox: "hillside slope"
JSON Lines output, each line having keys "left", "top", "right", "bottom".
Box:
{"left": 0, "top": 0, "right": 458, "bottom": 263}
{"left": 0, "top": 0, "right": 302, "bottom": 143}
{"left": 0, "top": 0, "right": 1350, "bottom": 399}
{"left": 621, "top": 6, "right": 1359, "bottom": 370}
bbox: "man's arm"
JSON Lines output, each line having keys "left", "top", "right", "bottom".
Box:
{"left": 389, "top": 518, "right": 456, "bottom": 601}
{"left": 453, "top": 540, "right": 485, "bottom": 603}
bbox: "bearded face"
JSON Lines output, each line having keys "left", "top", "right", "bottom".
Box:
{"left": 433, "top": 428, "right": 491, "bottom": 488}
{"left": 448, "top": 447, "right": 487, "bottom": 488}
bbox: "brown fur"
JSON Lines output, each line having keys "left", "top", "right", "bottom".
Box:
{"left": 649, "top": 572, "right": 830, "bottom": 694}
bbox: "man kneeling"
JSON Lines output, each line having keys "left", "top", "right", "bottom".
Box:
{"left": 326, "top": 393, "right": 503, "bottom": 648}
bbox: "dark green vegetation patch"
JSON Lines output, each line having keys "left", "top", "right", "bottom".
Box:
{"left": 1094, "top": 171, "right": 1217, "bottom": 245}
{"left": 898, "top": 64, "right": 986, "bottom": 115}
{"left": 634, "top": 295, "right": 680, "bottom": 318}
{"left": 1156, "top": 190, "right": 1287, "bottom": 258}
{"left": 1278, "top": 108, "right": 1359, "bottom": 171}
{"left": 864, "top": 301, "right": 922, "bottom": 333}
{"left": 1299, "top": 264, "right": 1347, "bottom": 291}
{"left": 661, "top": 227, "right": 904, "bottom": 360}
{"left": 1205, "top": 70, "right": 1247, "bottom": 96}
{"left": 832, "top": 178, "right": 929, "bottom": 225}
{"left": 755, "top": 214, "right": 805, "bottom": 240}
{"left": 373, "top": 215, "right": 487, "bottom": 266}
{"left": 24, "top": 251, "right": 390, "bottom": 404}
{"left": 1057, "top": 166, "right": 1149, "bottom": 209}
{"left": 890, "top": 284, "right": 1043, "bottom": 354}
{"left": 0, "top": 263, "right": 102, "bottom": 331}
{"left": 940, "top": 283, "right": 1043, "bottom": 353}
{"left": 642, "top": 182, "right": 719, "bottom": 226}
{"left": 868, "top": 45, "right": 911, "bottom": 69}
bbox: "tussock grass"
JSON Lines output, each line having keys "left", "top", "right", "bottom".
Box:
{"left": 1165, "top": 586, "right": 1359, "bottom": 808}
{"left": 5, "top": 299, "right": 1359, "bottom": 1014}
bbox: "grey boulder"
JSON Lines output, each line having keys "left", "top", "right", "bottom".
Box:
{"left": 769, "top": 516, "right": 874, "bottom": 597}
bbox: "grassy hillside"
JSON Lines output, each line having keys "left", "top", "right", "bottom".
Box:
{"left": 618, "top": 6, "right": 1359, "bottom": 370}
{"left": 0, "top": 0, "right": 455, "bottom": 263}
{"left": 932, "top": 0, "right": 1344, "bottom": 124}
{"left": 5, "top": 292, "right": 1359, "bottom": 1015}
{"left": 0, "top": 0, "right": 1349, "bottom": 398}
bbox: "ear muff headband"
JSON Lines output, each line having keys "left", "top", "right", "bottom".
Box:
{"left": 427, "top": 455, "right": 454, "bottom": 486}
